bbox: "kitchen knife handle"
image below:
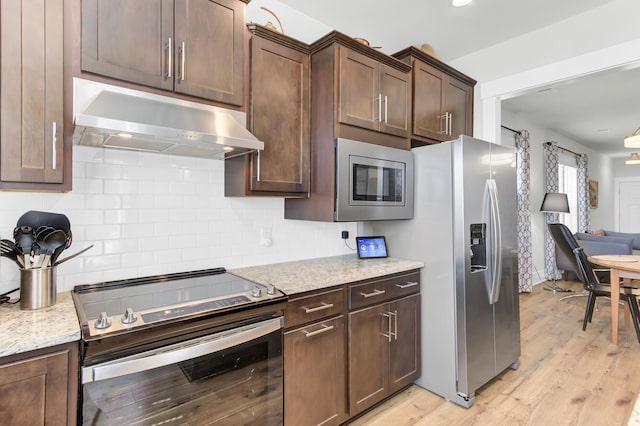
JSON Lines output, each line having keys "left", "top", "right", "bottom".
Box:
{"left": 302, "top": 302, "right": 334, "bottom": 314}
{"left": 166, "top": 37, "right": 173, "bottom": 78}
{"left": 52, "top": 122, "right": 57, "bottom": 170}
{"left": 302, "top": 324, "right": 334, "bottom": 338}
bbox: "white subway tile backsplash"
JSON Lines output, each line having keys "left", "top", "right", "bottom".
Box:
{"left": 105, "top": 209, "right": 139, "bottom": 224}
{"left": 72, "top": 177, "right": 103, "bottom": 194}
{"left": 0, "top": 147, "right": 358, "bottom": 294}
{"left": 85, "top": 163, "right": 122, "bottom": 179}
{"left": 121, "top": 223, "right": 155, "bottom": 239}
{"left": 84, "top": 254, "right": 122, "bottom": 271}
{"left": 85, "top": 224, "right": 121, "bottom": 240}
{"left": 104, "top": 180, "right": 139, "bottom": 194}
{"left": 103, "top": 239, "right": 138, "bottom": 254}
{"left": 121, "top": 194, "right": 155, "bottom": 209}
{"left": 86, "top": 194, "right": 122, "bottom": 209}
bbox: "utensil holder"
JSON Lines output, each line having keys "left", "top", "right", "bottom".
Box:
{"left": 20, "top": 266, "right": 56, "bottom": 310}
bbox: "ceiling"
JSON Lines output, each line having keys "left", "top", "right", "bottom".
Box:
{"left": 276, "top": 0, "right": 638, "bottom": 158}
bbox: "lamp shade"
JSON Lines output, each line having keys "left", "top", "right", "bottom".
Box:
{"left": 540, "top": 192, "right": 570, "bottom": 213}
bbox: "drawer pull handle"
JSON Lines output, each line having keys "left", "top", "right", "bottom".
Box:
{"left": 396, "top": 281, "right": 418, "bottom": 289}
{"left": 302, "top": 302, "right": 334, "bottom": 314}
{"left": 303, "top": 324, "right": 334, "bottom": 338}
{"left": 360, "top": 289, "right": 385, "bottom": 298}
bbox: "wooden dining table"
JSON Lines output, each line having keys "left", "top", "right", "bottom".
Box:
{"left": 588, "top": 254, "right": 640, "bottom": 345}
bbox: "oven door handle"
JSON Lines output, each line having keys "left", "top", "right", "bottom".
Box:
{"left": 81, "top": 317, "right": 283, "bottom": 384}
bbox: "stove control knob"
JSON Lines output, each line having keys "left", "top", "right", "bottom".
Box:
{"left": 121, "top": 308, "right": 137, "bottom": 325}
{"left": 266, "top": 284, "right": 276, "bottom": 295}
{"left": 95, "top": 312, "right": 112, "bottom": 330}
{"left": 252, "top": 287, "right": 262, "bottom": 298}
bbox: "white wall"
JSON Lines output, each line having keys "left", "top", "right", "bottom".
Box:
{"left": 0, "top": 147, "right": 358, "bottom": 295}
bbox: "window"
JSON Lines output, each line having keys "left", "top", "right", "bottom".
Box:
{"left": 558, "top": 153, "right": 578, "bottom": 232}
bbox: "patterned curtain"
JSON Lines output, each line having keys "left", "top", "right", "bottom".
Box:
{"left": 515, "top": 130, "right": 532, "bottom": 293}
{"left": 577, "top": 154, "right": 590, "bottom": 232}
{"left": 543, "top": 142, "right": 562, "bottom": 280}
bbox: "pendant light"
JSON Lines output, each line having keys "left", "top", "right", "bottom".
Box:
{"left": 624, "top": 127, "right": 640, "bottom": 148}
{"left": 626, "top": 152, "right": 640, "bottom": 164}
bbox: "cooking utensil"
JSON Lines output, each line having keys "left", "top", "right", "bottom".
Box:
{"left": 0, "top": 239, "right": 24, "bottom": 268}
{"left": 51, "top": 230, "right": 72, "bottom": 265}
{"left": 13, "top": 225, "right": 35, "bottom": 268}
{"left": 37, "top": 230, "right": 67, "bottom": 268}
{"left": 53, "top": 244, "right": 94, "bottom": 267}
{"left": 17, "top": 211, "right": 71, "bottom": 237}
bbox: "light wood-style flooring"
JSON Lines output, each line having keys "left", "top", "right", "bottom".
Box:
{"left": 349, "top": 280, "right": 640, "bottom": 426}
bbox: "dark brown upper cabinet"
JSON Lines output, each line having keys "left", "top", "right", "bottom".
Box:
{"left": 0, "top": 0, "right": 70, "bottom": 191}
{"left": 393, "top": 47, "right": 476, "bottom": 146}
{"left": 338, "top": 48, "right": 410, "bottom": 140}
{"left": 81, "top": 0, "right": 247, "bottom": 106}
{"left": 311, "top": 31, "right": 411, "bottom": 151}
{"left": 225, "top": 24, "right": 310, "bottom": 197}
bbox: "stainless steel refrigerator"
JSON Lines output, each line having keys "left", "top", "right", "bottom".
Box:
{"left": 372, "top": 135, "right": 520, "bottom": 408}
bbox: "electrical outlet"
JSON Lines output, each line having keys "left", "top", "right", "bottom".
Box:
{"left": 341, "top": 231, "right": 349, "bottom": 240}
{"left": 260, "top": 227, "right": 273, "bottom": 247}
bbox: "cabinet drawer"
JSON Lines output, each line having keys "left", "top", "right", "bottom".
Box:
{"left": 285, "top": 288, "right": 344, "bottom": 329}
{"left": 349, "top": 271, "right": 420, "bottom": 310}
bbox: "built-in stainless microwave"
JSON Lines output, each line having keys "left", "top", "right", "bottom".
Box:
{"left": 335, "top": 138, "right": 414, "bottom": 221}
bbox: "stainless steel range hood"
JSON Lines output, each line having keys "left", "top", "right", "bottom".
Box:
{"left": 72, "top": 78, "right": 263, "bottom": 159}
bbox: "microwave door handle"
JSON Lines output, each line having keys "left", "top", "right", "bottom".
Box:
{"left": 81, "top": 317, "right": 282, "bottom": 384}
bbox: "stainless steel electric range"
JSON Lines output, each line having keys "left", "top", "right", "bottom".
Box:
{"left": 72, "top": 267, "right": 287, "bottom": 426}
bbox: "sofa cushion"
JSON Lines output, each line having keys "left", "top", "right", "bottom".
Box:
{"left": 604, "top": 230, "right": 640, "bottom": 250}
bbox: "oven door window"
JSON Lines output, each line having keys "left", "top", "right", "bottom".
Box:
{"left": 350, "top": 155, "right": 405, "bottom": 205}
{"left": 82, "top": 319, "right": 283, "bottom": 425}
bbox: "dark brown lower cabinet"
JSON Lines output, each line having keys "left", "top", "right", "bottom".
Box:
{"left": 348, "top": 293, "right": 421, "bottom": 416}
{"left": 0, "top": 342, "right": 78, "bottom": 426}
{"left": 284, "top": 316, "right": 346, "bottom": 426}
{"left": 283, "top": 271, "right": 420, "bottom": 424}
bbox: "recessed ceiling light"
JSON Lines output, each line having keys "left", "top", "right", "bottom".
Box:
{"left": 451, "top": 0, "right": 473, "bottom": 7}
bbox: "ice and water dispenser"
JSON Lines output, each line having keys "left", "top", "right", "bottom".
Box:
{"left": 470, "top": 223, "right": 487, "bottom": 272}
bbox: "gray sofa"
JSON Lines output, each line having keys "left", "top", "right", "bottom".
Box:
{"left": 555, "top": 231, "right": 635, "bottom": 280}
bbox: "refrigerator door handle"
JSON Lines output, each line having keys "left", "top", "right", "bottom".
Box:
{"left": 487, "top": 178, "right": 502, "bottom": 304}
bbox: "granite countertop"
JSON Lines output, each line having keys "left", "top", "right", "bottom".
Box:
{"left": 0, "top": 292, "right": 80, "bottom": 358}
{"left": 230, "top": 254, "right": 424, "bottom": 295}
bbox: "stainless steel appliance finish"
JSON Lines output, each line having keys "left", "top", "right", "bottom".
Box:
{"left": 73, "top": 78, "right": 264, "bottom": 159}
{"left": 373, "top": 136, "right": 520, "bottom": 408}
{"left": 335, "top": 138, "right": 414, "bottom": 221}
{"left": 72, "top": 268, "right": 287, "bottom": 425}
